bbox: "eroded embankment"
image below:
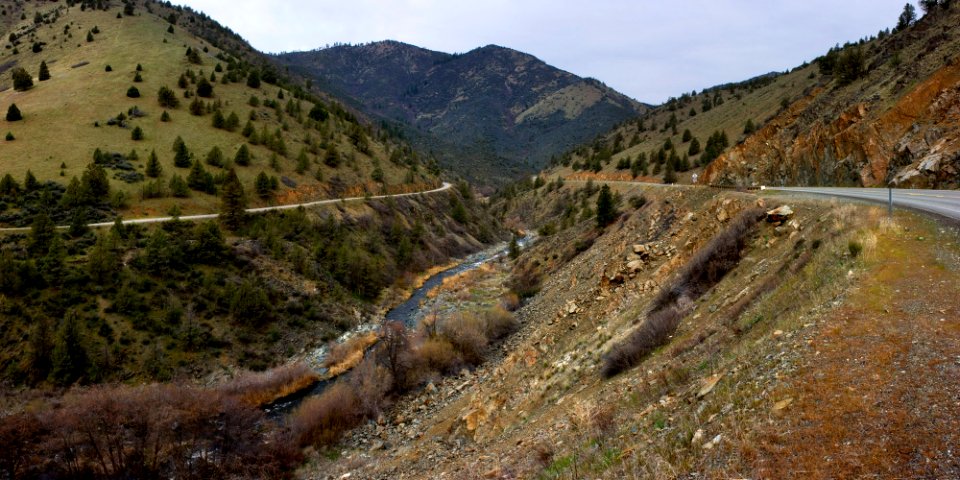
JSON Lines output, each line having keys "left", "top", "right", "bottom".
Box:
{"left": 305, "top": 182, "right": 909, "bottom": 479}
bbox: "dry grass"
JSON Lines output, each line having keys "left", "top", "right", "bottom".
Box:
{"left": 0, "top": 4, "right": 425, "bottom": 217}
{"left": 603, "top": 208, "right": 764, "bottom": 377}
{"left": 219, "top": 362, "right": 320, "bottom": 407}
{"left": 322, "top": 332, "right": 379, "bottom": 377}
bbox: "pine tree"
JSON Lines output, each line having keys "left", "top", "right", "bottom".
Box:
{"left": 219, "top": 168, "right": 246, "bottom": 230}
{"left": 254, "top": 171, "right": 272, "bottom": 199}
{"left": 146, "top": 149, "right": 162, "bottom": 177}
{"left": 242, "top": 120, "right": 255, "bottom": 138}
{"left": 24, "top": 170, "right": 39, "bottom": 191}
{"left": 29, "top": 212, "right": 56, "bottom": 254}
{"left": 50, "top": 311, "right": 89, "bottom": 386}
{"left": 225, "top": 111, "right": 240, "bottom": 132}
{"left": 196, "top": 77, "right": 213, "bottom": 97}
{"left": 688, "top": 137, "right": 701, "bottom": 156}
{"left": 160, "top": 110, "right": 171, "bottom": 122}
{"left": 205, "top": 146, "right": 224, "bottom": 167}
{"left": 682, "top": 129, "right": 692, "bottom": 143}
{"left": 211, "top": 109, "right": 225, "bottom": 129}
{"left": 187, "top": 160, "right": 214, "bottom": 193}
{"left": 157, "top": 86, "right": 179, "bottom": 108}
{"left": 38, "top": 61, "right": 51, "bottom": 81}
{"left": 743, "top": 119, "right": 756, "bottom": 135}
{"left": 663, "top": 160, "right": 678, "bottom": 184}
{"left": 897, "top": 3, "right": 917, "bottom": 31}
{"left": 234, "top": 144, "right": 251, "bottom": 166}
{"left": 6, "top": 103, "right": 23, "bottom": 121}
{"left": 11, "top": 68, "right": 33, "bottom": 92}
{"left": 246, "top": 70, "right": 261, "bottom": 89}
{"left": 295, "top": 148, "right": 310, "bottom": 173}
{"left": 131, "top": 126, "right": 144, "bottom": 140}
{"left": 595, "top": 185, "right": 617, "bottom": 228}
{"left": 169, "top": 174, "right": 189, "bottom": 197}
{"left": 173, "top": 136, "right": 191, "bottom": 167}
{"left": 81, "top": 163, "right": 110, "bottom": 201}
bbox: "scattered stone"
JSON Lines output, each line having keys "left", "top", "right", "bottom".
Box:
{"left": 702, "top": 434, "right": 723, "bottom": 450}
{"left": 697, "top": 373, "right": 725, "bottom": 399}
{"left": 626, "top": 260, "right": 644, "bottom": 272}
{"left": 772, "top": 397, "right": 793, "bottom": 412}
{"left": 692, "top": 428, "right": 705, "bottom": 447}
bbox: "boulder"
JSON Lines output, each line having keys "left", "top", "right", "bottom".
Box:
{"left": 626, "top": 260, "right": 644, "bottom": 272}
{"left": 766, "top": 205, "right": 794, "bottom": 223}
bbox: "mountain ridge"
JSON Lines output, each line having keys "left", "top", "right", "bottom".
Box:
{"left": 278, "top": 40, "right": 648, "bottom": 185}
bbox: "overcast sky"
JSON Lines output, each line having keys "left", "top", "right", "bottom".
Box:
{"left": 175, "top": 1, "right": 915, "bottom": 104}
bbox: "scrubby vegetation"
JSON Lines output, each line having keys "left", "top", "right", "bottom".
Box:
{"left": 290, "top": 305, "right": 518, "bottom": 448}
{"left": 0, "top": 184, "right": 499, "bottom": 388}
{"left": 602, "top": 208, "right": 765, "bottom": 377}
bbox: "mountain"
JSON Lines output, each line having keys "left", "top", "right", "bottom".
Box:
{"left": 547, "top": 4, "right": 960, "bottom": 191}
{"left": 703, "top": 4, "right": 960, "bottom": 189}
{"left": 0, "top": 2, "right": 439, "bottom": 227}
{"left": 278, "top": 41, "right": 648, "bottom": 186}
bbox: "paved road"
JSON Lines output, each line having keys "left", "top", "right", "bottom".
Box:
{"left": 765, "top": 186, "right": 960, "bottom": 222}
{"left": 0, "top": 182, "right": 452, "bottom": 232}
{"left": 564, "top": 178, "right": 960, "bottom": 222}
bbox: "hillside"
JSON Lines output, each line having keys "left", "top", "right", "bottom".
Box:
{"left": 550, "top": 4, "right": 960, "bottom": 191}
{"left": 299, "top": 178, "right": 960, "bottom": 479}
{"left": 0, "top": 2, "right": 506, "bottom": 389}
{"left": 547, "top": 66, "right": 820, "bottom": 186}
{"left": 279, "top": 41, "right": 647, "bottom": 186}
{"left": 0, "top": 1, "right": 439, "bottom": 228}
{"left": 704, "top": 4, "right": 960, "bottom": 189}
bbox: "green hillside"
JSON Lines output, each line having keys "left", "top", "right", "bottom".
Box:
{"left": 547, "top": 65, "right": 820, "bottom": 184}
{"left": 1, "top": 1, "right": 437, "bottom": 226}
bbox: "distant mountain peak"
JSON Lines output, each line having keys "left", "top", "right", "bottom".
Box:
{"left": 279, "top": 42, "right": 646, "bottom": 185}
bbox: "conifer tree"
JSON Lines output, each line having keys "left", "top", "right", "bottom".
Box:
{"left": 254, "top": 171, "right": 272, "bottom": 199}
{"left": 146, "top": 149, "right": 162, "bottom": 177}
{"left": 50, "top": 311, "right": 89, "bottom": 386}
{"left": 219, "top": 168, "right": 246, "bottom": 230}
{"left": 157, "top": 86, "right": 179, "bottom": 108}
{"left": 234, "top": 144, "right": 251, "bottom": 166}
{"left": 173, "top": 136, "right": 191, "bottom": 167}
{"left": 6, "top": 103, "right": 23, "bottom": 121}
{"left": 595, "top": 184, "right": 617, "bottom": 228}
{"left": 38, "top": 61, "right": 51, "bottom": 81}
{"left": 205, "top": 146, "right": 224, "bottom": 167}
{"left": 131, "top": 126, "right": 144, "bottom": 140}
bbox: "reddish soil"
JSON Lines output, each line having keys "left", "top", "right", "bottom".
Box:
{"left": 750, "top": 217, "right": 960, "bottom": 478}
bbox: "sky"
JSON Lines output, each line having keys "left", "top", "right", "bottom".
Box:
{"left": 174, "top": 0, "right": 916, "bottom": 104}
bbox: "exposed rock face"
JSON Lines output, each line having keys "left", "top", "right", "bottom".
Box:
{"left": 279, "top": 41, "right": 647, "bottom": 185}
{"left": 704, "top": 13, "right": 960, "bottom": 190}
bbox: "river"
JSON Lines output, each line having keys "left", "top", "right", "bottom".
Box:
{"left": 263, "top": 235, "right": 531, "bottom": 416}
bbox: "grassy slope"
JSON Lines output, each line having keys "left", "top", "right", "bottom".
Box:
{"left": 0, "top": 3, "right": 433, "bottom": 218}
{"left": 547, "top": 64, "right": 820, "bottom": 184}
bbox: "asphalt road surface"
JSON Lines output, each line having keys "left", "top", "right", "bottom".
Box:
{"left": 0, "top": 182, "right": 453, "bottom": 232}
{"left": 765, "top": 186, "right": 960, "bottom": 222}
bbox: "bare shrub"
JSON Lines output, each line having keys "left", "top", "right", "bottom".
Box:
{"left": 499, "top": 292, "right": 521, "bottom": 311}
{"left": 482, "top": 306, "right": 519, "bottom": 340}
{"left": 290, "top": 382, "right": 362, "bottom": 448}
{"left": 440, "top": 313, "right": 489, "bottom": 365}
{"left": 219, "top": 362, "right": 319, "bottom": 406}
{"left": 651, "top": 208, "right": 764, "bottom": 312}
{"left": 508, "top": 261, "right": 543, "bottom": 298}
{"left": 349, "top": 356, "right": 393, "bottom": 419}
{"left": 601, "top": 306, "right": 683, "bottom": 378}
{"left": 418, "top": 337, "right": 463, "bottom": 374}
{"left": 3, "top": 384, "right": 299, "bottom": 479}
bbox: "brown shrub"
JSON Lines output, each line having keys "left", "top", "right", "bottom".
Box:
{"left": 508, "top": 261, "right": 543, "bottom": 299}
{"left": 601, "top": 306, "right": 683, "bottom": 378}
{"left": 418, "top": 337, "right": 464, "bottom": 374}
{"left": 482, "top": 306, "right": 519, "bottom": 341}
{"left": 3, "top": 384, "right": 299, "bottom": 479}
{"left": 651, "top": 207, "right": 764, "bottom": 312}
{"left": 499, "top": 292, "right": 521, "bottom": 311}
{"left": 219, "top": 362, "right": 320, "bottom": 406}
{"left": 323, "top": 332, "right": 379, "bottom": 377}
{"left": 290, "top": 382, "right": 363, "bottom": 448}
{"left": 440, "top": 313, "right": 489, "bottom": 365}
